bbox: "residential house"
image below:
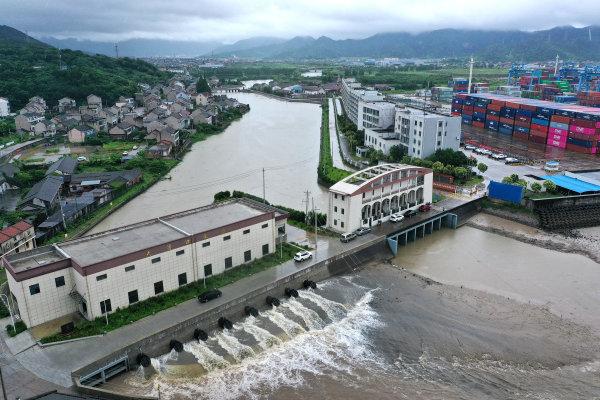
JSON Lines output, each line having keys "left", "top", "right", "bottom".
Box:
{"left": 81, "top": 114, "right": 108, "bottom": 132}
{"left": 102, "top": 109, "right": 119, "bottom": 126}
{"left": 68, "top": 125, "right": 95, "bottom": 143}
{"left": 164, "top": 115, "right": 185, "bottom": 130}
{"left": 86, "top": 94, "right": 103, "bottom": 111}
{"left": 0, "top": 97, "right": 10, "bottom": 117}
{"left": 109, "top": 122, "right": 135, "bottom": 140}
{"left": 58, "top": 97, "right": 77, "bottom": 113}
{"left": 53, "top": 115, "right": 80, "bottom": 134}
{"left": 146, "top": 125, "right": 180, "bottom": 146}
{"left": 68, "top": 169, "right": 142, "bottom": 194}
{"left": 15, "top": 113, "right": 44, "bottom": 132}
{"left": 0, "top": 164, "right": 19, "bottom": 193}
{"left": 191, "top": 108, "right": 214, "bottom": 126}
{"left": 37, "top": 197, "right": 96, "bottom": 239}
{"left": 142, "top": 112, "right": 159, "bottom": 128}
{"left": 196, "top": 93, "right": 209, "bottom": 106}
{"left": 32, "top": 119, "right": 57, "bottom": 137}
{"left": 19, "top": 175, "right": 63, "bottom": 213}
{"left": 46, "top": 156, "right": 78, "bottom": 176}
{"left": 147, "top": 142, "right": 173, "bottom": 158}
{"left": 0, "top": 221, "right": 35, "bottom": 255}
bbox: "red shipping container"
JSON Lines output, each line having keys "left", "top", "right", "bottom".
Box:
{"left": 506, "top": 101, "right": 521, "bottom": 109}
{"left": 514, "top": 119, "right": 530, "bottom": 128}
{"left": 550, "top": 115, "right": 571, "bottom": 124}
{"left": 486, "top": 114, "right": 499, "bottom": 122}
{"left": 487, "top": 103, "right": 503, "bottom": 111}
{"left": 568, "top": 131, "right": 600, "bottom": 141}
{"left": 474, "top": 106, "right": 487, "bottom": 114}
{"left": 530, "top": 123, "right": 548, "bottom": 133}
{"left": 451, "top": 112, "right": 461, "bottom": 116}
{"left": 473, "top": 121, "right": 485, "bottom": 129}
{"left": 490, "top": 100, "right": 505, "bottom": 107}
{"left": 500, "top": 117, "right": 514, "bottom": 125}
{"left": 572, "top": 119, "right": 596, "bottom": 128}
{"left": 566, "top": 143, "right": 597, "bottom": 154}
{"left": 521, "top": 104, "right": 537, "bottom": 111}
{"left": 463, "top": 106, "right": 474, "bottom": 113}
{"left": 529, "top": 135, "right": 547, "bottom": 144}
{"left": 463, "top": 110, "right": 473, "bottom": 116}
{"left": 530, "top": 130, "right": 548, "bottom": 139}
{"left": 513, "top": 131, "right": 529, "bottom": 141}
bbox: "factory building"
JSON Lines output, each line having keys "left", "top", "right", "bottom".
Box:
{"left": 327, "top": 163, "right": 433, "bottom": 233}
{"left": 3, "top": 198, "right": 287, "bottom": 331}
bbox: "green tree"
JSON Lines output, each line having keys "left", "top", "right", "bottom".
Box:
{"left": 530, "top": 182, "right": 542, "bottom": 193}
{"left": 453, "top": 166, "right": 469, "bottom": 180}
{"left": 213, "top": 190, "right": 231, "bottom": 202}
{"left": 477, "top": 162, "right": 488, "bottom": 173}
{"left": 431, "top": 161, "right": 445, "bottom": 174}
{"left": 543, "top": 180, "right": 557, "bottom": 194}
{"left": 196, "top": 77, "right": 211, "bottom": 94}
{"left": 388, "top": 145, "right": 405, "bottom": 162}
{"left": 443, "top": 164, "right": 454, "bottom": 175}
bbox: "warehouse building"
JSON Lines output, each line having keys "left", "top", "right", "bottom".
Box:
{"left": 327, "top": 163, "right": 433, "bottom": 233}
{"left": 3, "top": 198, "right": 287, "bottom": 331}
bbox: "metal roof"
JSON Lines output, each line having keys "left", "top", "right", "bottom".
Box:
{"left": 542, "top": 175, "right": 600, "bottom": 194}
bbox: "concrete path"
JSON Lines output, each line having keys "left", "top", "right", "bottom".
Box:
{"left": 328, "top": 98, "right": 349, "bottom": 171}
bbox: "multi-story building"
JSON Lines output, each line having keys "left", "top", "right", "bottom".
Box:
{"left": 394, "top": 107, "right": 461, "bottom": 159}
{"left": 341, "top": 78, "right": 389, "bottom": 128}
{"left": 327, "top": 163, "right": 433, "bottom": 233}
{"left": 0, "top": 221, "right": 35, "bottom": 256}
{"left": 4, "top": 198, "right": 287, "bottom": 331}
{"left": 0, "top": 97, "right": 10, "bottom": 117}
{"left": 357, "top": 101, "right": 396, "bottom": 129}
{"left": 364, "top": 128, "right": 402, "bottom": 154}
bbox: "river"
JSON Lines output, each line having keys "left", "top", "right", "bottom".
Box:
{"left": 91, "top": 92, "right": 328, "bottom": 232}
{"left": 107, "top": 226, "right": 600, "bottom": 399}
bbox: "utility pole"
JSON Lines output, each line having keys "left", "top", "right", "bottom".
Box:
{"left": 467, "top": 56, "right": 474, "bottom": 94}
{"left": 554, "top": 54, "right": 559, "bottom": 76}
{"left": 114, "top": 43, "right": 119, "bottom": 59}
{"left": 302, "top": 190, "right": 310, "bottom": 223}
{"left": 59, "top": 196, "right": 67, "bottom": 231}
{"left": 312, "top": 197, "right": 319, "bottom": 256}
{"left": 262, "top": 168, "right": 266, "bottom": 203}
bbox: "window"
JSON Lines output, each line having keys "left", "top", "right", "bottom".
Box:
{"left": 334, "top": 206, "right": 337, "bottom": 212}
{"left": 341, "top": 222, "right": 345, "bottom": 228}
{"left": 125, "top": 265, "right": 135, "bottom": 272}
{"left": 223, "top": 235, "right": 231, "bottom": 241}
{"left": 154, "top": 281, "right": 164, "bottom": 295}
{"left": 334, "top": 219, "right": 337, "bottom": 226}
{"left": 342, "top": 196, "right": 345, "bottom": 201}
{"left": 178, "top": 273, "right": 187, "bottom": 286}
{"left": 262, "top": 223, "right": 268, "bottom": 229}
{"left": 29, "top": 283, "right": 40, "bottom": 295}
{"left": 202, "top": 241, "right": 210, "bottom": 248}
{"left": 204, "top": 264, "right": 213, "bottom": 277}
{"left": 262, "top": 244, "right": 269, "bottom": 256}
{"left": 243, "top": 229, "right": 250, "bottom": 235}
{"left": 96, "top": 274, "right": 107, "bottom": 281}
{"left": 437, "top": 141, "right": 441, "bottom": 146}
{"left": 151, "top": 257, "right": 161, "bottom": 264}
{"left": 128, "top": 290, "right": 139, "bottom": 304}
{"left": 100, "top": 299, "right": 112, "bottom": 314}
{"left": 244, "top": 250, "right": 251, "bottom": 262}
{"left": 334, "top": 194, "right": 338, "bottom": 199}
{"left": 225, "top": 256, "right": 233, "bottom": 269}
{"left": 176, "top": 249, "right": 185, "bottom": 256}
{"left": 341, "top": 208, "right": 345, "bottom": 215}
{"left": 55, "top": 276, "right": 65, "bottom": 288}
{"left": 362, "top": 193, "right": 365, "bottom": 198}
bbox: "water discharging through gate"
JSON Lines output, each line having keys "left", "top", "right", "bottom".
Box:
{"left": 119, "top": 279, "right": 381, "bottom": 400}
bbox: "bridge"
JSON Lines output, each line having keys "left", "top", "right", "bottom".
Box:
{"left": 385, "top": 212, "right": 458, "bottom": 255}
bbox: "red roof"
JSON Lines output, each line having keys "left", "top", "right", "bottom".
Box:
{"left": 0, "top": 220, "right": 32, "bottom": 244}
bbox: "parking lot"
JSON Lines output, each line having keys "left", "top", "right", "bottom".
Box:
{"left": 462, "top": 124, "right": 600, "bottom": 171}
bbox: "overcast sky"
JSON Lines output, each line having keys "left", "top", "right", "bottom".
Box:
{"left": 1, "top": 0, "right": 598, "bottom": 43}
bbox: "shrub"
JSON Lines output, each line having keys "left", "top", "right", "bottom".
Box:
{"left": 477, "top": 162, "right": 488, "bottom": 173}
{"left": 6, "top": 320, "right": 27, "bottom": 337}
{"left": 530, "top": 182, "right": 542, "bottom": 193}
{"left": 543, "top": 180, "right": 557, "bottom": 193}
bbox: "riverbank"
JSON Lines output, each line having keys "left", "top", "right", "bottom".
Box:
{"left": 467, "top": 212, "right": 600, "bottom": 263}
{"left": 247, "top": 90, "right": 323, "bottom": 104}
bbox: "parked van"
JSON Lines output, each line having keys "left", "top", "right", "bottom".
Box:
{"left": 340, "top": 232, "right": 357, "bottom": 243}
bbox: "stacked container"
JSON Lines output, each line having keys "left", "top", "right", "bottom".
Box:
{"left": 450, "top": 78, "right": 469, "bottom": 93}
{"left": 577, "top": 91, "right": 600, "bottom": 107}
{"left": 454, "top": 92, "right": 600, "bottom": 155}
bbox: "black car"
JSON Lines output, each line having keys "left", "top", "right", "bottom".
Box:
{"left": 198, "top": 289, "right": 222, "bottom": 303}
{"left": 403, "top": 209, "right": 418, "bottom": 218}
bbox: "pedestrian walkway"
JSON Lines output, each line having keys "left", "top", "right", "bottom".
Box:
{"left": 328, "top": 98, "right": 350, "bottom": 171}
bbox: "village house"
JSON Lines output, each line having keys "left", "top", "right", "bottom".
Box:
{"left": 81, "top": 114, "right": 108, "bottom": 132}
{"left": 19, "top": 175, "right": 63, "bottom": 213}
{"left": 191, "top": 108, "right": 214, "bottom": 126}
{"left": 46, "top": 156, "right": 78, "bottom": 176}
{"left": 108, "top": 122, "right": 135, "bottom": 140}
{"left": 68, "top": 125, "right": 96, "bottom": 143}
{"left": 58, "top": 97, "right": 77, "bottom": 113}
{"left": 86, "top": 94, "right": 103, "bottom": 112}
{"left": 32, "top": 119, "right": 57, "bottom": 137}
{"left": 147, "top": 141, "right": 173, "bottom": 158}
{"left": 0, "top": 221, "right": 36, "bottom": 256}
{"left": 0, "top": 164, "right": 19, "bottom": 194}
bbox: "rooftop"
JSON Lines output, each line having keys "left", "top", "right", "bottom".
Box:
{"left": 542, "top": 174, "right": 600, "bottom": 194}
{"left": 330, "top": 163, "right": 426, "bottom": 195}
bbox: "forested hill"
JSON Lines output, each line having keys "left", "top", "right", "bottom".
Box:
{"left": 212, "top": 26, "right": 600, "bottom": 61}
{"left": 0, "top": 25, "right": 170, "bottom": 110}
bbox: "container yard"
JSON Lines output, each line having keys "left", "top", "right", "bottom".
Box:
{"left": 453, "top": 93, "right": 600, "bottom": 155}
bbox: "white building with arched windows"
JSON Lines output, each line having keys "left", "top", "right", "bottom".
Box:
{"left": 327, "top": 164, "right": 433, "bottom": 233}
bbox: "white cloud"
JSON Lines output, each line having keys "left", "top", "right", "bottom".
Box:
{"left": 1, "top": 0, "right": 598, "bottom": 42}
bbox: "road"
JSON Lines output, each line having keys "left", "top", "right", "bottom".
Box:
{"left": 328, "top": 98, "right": 347, "bottom": 170}
{"left": 463, "top": 147, "right": 547, "bottom": 186}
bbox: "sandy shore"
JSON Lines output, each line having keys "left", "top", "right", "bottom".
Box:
{"left": 467, "top": 212, "right": 600, "bottom": 263}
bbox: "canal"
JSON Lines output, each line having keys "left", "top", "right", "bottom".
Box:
{"left": 91, "top": 92, "right": 328, "bottom": 232}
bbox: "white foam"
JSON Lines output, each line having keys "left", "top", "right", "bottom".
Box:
{"left": 183, "top": 342, "right": 229, "bottom": 371}
{"left": 213, "top": 331, "right": 255, "bottom": 362}
{"left": 264, "top": 308, "right": 306, "bottom": 337}
{"left": 298, "top": 290, "right": 348, "bottom": 321}
{"left": 283, "top": 298, "right": 325, "bottom": 330}
{"left": 237, "top": 317, "right": 282, "bottom": 349}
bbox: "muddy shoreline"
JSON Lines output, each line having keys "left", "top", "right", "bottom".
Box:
{"left": 467, "top": 212, "right": 600, "bottom": 264}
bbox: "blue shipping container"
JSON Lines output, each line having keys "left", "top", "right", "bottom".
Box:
{"left": 538, "top": 107, "right": 555, "bottom": 116}
{"left": 473, "top": 111, "right": 486, "bottom": 119}
{"left": 516, "top": 109, "right": 533, "bottom": 117}
{"left": 487, "top": 109, "right": 499, "bottom": 116}
{"left": 550, "top": 121, "right": 569, "bottom": 130}
{"left": 499, "top": 127, "right": 513, "bottom": 135}
{"left": 473, "top": 116, "right": 485, "bottom": 122}
{"left": 462, "top": 116, "right": 472, "bottom": 125}
{"left": 567, "top": 137, "right": 594, "bottom": 148}
{"left": 515, "top": 126, "right": 530, "bottom": 134}
{"left": 532, "top": 118, "right": 550, "bottom": 126}
{"left": 488, "top": 181, "right": 524, "bottom": 204}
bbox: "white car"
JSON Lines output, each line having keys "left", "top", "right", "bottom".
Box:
{"left": 294, "top": 251, "right": 312, "bottom": 262}
{"left": 480, "top": 149, "right": 492, "bottom": 155}
{"left": 389, "top": 213, "right": 405, "bottom": 223}
{"left": 76, "top": 156, "right": 87, "bottom": 162}
{"left": 465, "top": 144, "right": 476, "bottom": 150}
{"left": 133, "top": 145, "right": 138, "bottom": 150}
{"left": 122, "top": 151, "right": 129, "bottom": 156}
{"left": 505, "top": 157, "right": 519, "bottom": 164}
{"left": 492, "top": 153, "right": 507, "bottom": 160}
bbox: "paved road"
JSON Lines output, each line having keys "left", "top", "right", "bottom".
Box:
{"left": 331, "top": 97, "right": 363, "bottom": 170}
{"left": 328, "top": 98, "right": 347, "bottom": 171}
{"left": 1, "top": 196, "right": 467, "bottom": 396}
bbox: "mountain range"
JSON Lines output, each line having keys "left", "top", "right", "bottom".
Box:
{"left": 36, "top": 26, "right": 600, "bottom": 61}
